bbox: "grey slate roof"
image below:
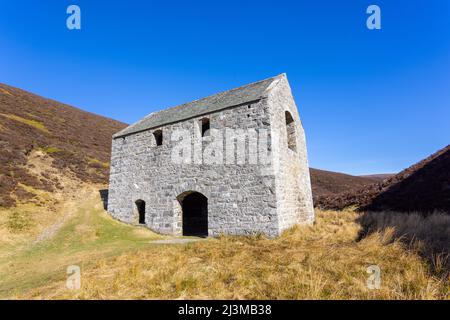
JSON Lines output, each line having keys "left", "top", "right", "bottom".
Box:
{"left": 113, "top": 74, "right": 285, "bottom": 138}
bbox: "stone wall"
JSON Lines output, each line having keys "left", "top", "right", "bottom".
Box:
{"left": 108, "top": 75, "right": 314, "bottom": 237}
{"left": 266, "top": 76, "right": 315, "bottom": 233}
{"left": 108, "top": 99, "right": 280, "bottom": 237}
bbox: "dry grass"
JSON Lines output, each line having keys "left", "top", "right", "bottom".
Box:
{"left": 0, "top": 152, "right": 88, "bottom": 247}
{"left": 0, "top": 187, "right": 161, "bottom": 297}
{"left": 358, "top": 211, "right": 450, "bottom": 276}
{"left": 4, "top": 204, "right": 448, "bottom": 300}
{"left": 87, "top": 158, "right": 110, "bottom": 169}
{"left": 0, "top": 88, "right": 13, "bottom": 96}
{"left": 1, "top": 158, "right": 96, "bottom": 250}
{"left": 1, "top": 166, "right": 448, "bottom": 300}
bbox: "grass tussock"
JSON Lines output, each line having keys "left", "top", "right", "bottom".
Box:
{"left": 41, "top": 146, "right": 62, "bottom": 154}
{"left": 87, "top": 158, "right": 110, "bottom": 169}
{"left": 6, "top": 209, "right": 33, "bottom": 232}
{"left": 0, "top": 88, "right": 13, "bottom": 96}
{"left": 358, "top": 211, "right": 450, "bottom": 276}
{"left": 5, "top": 203, "right": 448, "bottom": 300}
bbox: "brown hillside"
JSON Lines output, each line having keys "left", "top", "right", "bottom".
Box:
{"left": 316, "top": 145, "right": 450, "bottom": 213}
{"left": 309, "top": 168, "right": 378, "bottom": 202}
{"left": 359, "top": 173, "right": 395, "bottom": 181}
{"left": 0, "top": 83, "right": 127, "bottom": 207}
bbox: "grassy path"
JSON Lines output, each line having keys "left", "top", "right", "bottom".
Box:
{"left": 0, "top": 188, "right": 162, "bottom": 297}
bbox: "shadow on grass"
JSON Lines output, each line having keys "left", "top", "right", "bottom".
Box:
{"left": 357, "top": 211, "right": 450, "bottom": 277}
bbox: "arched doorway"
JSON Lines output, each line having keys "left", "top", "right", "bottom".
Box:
{"left": 135, "top": 200, "right": 146, "bottom": 224}
{"left": 178, "top": 192, "right": 208, "bottom": 237}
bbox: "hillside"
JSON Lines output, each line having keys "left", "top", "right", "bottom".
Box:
{"left": 309, "top": 168, "right": 378, "bottom": 201}
{"left": 316, "top": 145, "right": 450, "bottom": 213}
{"left": 0, "top": 83, "right": 127, "bottom": 207}
{"left": 359, "top": 174, "right": 395, "bottom": 181}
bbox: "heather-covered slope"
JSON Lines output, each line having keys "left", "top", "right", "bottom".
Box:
{"left": 316, "top": 145, "right": 450, "bottom": 213}
{"left": 309, "top": 168, "right": 378, "bottom": 202}
{"left": 359, "top": 174, "right": 395, "bottom": 181}
{"left": 0, "top": 84, "right": 126, "bottom": 207}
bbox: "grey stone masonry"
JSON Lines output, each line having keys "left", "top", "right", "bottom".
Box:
{"left": 107, "top": 74, "right": 314, "bottom": 237}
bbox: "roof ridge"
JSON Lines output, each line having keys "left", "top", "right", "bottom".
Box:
{"left": 154, "top": 73, "right": 284, "bottom": 114}
{"left": 114, "top": 74, "right": 286, "bottom": 138}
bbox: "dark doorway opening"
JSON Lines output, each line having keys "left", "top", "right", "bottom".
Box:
{"left": 180, "top": 192, "right": 208, "bottom": 237}
{"left": 135, "top": 200, "right": 146, "bottom": 224}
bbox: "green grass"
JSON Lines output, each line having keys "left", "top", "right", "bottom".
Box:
{"left": 87, "top": 158, "right": 110, "bottom": 168}
{"left": 0, "top": 195, "right": 161, "bottom": 297}
{"left": 41, "top": 146, "right": 62, "bottom": 154}
{"left": 0, "top": 113, "right": 50, "bottom": 134}
{"left": 7, "top": 209, "right": 32, "bottom": 232}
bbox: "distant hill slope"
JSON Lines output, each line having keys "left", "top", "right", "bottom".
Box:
{"left": 309, "top": 168, "right": 378, "bottom": 202}
{"left": 316, "top": 145, "right": 450, "bottom": 213}
{"left": 0, "top": 83, "right": 127, "bottom": 207}
{"left": 359, "top": 173, "right": 395, "bottom": 181}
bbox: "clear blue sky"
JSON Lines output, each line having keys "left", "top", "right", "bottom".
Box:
{"left": 1, "top": 0, "right": 449, "bottom": 175}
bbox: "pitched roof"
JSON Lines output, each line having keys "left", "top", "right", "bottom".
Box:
{"left": 113, "top": 74, "right": 285, "bottom": 138}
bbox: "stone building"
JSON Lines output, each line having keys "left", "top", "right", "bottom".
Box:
{"left": 107, "top": 74, "right": 314, "bottom": 237}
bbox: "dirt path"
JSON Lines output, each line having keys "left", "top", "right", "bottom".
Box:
{"left": 33, "top": 186, "right": 95, "bottom": 244}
